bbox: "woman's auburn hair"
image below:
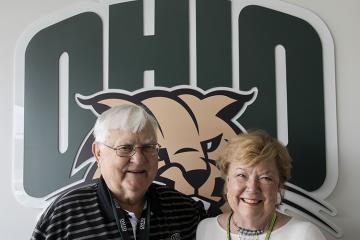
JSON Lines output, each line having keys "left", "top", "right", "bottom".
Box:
{"left": 217, "top": 129, "right": 292, "bottom": 185}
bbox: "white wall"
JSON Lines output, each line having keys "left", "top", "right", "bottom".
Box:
{"left": 283, "top": 0, "right": 360, "bottom": 239}
{"left": 1, "top": 0, "right": 359, "bottom": 239}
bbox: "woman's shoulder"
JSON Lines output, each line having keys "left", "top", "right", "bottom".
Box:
{"left": 274, "top": 215, "right": 326, "bottom": 239}
{"left": 286, "top": 217, "right": 322, "bottom": 229}
{"left": 197, "top": 213, "right": 229, "bottom": 231}
{"left": 198, "top": 215, "right": 219, "bottom": 227}
{"left": 197, "top": 214, "right": 228, "bottom": 240}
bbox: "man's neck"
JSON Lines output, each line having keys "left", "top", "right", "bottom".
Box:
{"left": 116, "top": 197, "right": 146, "bottom": 219}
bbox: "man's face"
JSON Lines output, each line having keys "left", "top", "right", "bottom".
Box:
{"left": 93, "top": 125, "right": 158, "bottom": 200}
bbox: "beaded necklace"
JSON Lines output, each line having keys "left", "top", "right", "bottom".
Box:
{"left": 226, "top": 211, "right": 277, "bottom": 240}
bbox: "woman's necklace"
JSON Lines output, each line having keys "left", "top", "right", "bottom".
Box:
{"left": 226, "top": 211, "right": 277, "bottom": 240}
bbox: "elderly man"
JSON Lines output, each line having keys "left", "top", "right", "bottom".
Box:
{"left": 32, "top": 104, "right": 205, "bottom": 240}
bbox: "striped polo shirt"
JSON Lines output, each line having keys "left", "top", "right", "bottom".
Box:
{"left": 31, "top": 177, "right": 206, "bottom": 240}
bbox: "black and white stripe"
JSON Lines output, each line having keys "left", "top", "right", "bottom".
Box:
{"left": 31, "top": 178, "right": 205, "bottom": 240}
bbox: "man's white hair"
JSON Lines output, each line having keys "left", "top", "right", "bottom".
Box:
{"left": 93, "top": 104, "right": 158, "bottom": 143}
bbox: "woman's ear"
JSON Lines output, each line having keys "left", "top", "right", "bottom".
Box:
{"left": 277, "top": 184, "right": 285, "bottom": 206}
{"left": 223, "top": 176, "right": 229, "bottom": 199}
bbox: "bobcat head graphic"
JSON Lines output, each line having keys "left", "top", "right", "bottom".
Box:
{"left": 71, "top": 86, "right": 341, "bottom": 237}
{"left": 74, "top": 86, "right": 257, "bottom": 214}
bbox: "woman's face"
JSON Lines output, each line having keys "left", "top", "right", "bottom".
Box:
{"left": 226, "top": 158, "right": 280, "bottom": 223}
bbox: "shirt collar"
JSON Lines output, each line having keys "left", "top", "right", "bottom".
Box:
{"left": 97, "top": 176, "right": 115, "bottom": 220}
{"left": 97, "top": 176, "right": 162, "bottom": 220}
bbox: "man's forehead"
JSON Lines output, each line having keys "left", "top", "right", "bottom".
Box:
{"left": 106, "top": 128, "right": 157, "bottom": 143}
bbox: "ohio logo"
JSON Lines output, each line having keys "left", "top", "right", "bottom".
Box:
{"left": 13, "top": 0, "right": 341, "bottom": 238}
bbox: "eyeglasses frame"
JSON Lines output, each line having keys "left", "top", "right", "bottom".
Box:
{"left": 97, "top": 142, "right": 161, "bottom": 157}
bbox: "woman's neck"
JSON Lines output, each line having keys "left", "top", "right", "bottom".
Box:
{"left": 232, "top": 211, "right": 274, "bottom": 231}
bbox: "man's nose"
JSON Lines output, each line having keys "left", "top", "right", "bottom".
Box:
{"left": 130, "top": 148, "right": 145, "bottom": 163}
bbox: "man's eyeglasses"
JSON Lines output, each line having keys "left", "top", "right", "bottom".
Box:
{"left": 98, "top": 142, "right": 161, "bottom": 157}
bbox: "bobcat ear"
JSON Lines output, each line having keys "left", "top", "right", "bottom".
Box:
{"left": 98, "top": 99, "right": 135, "bottom": 108}
{"left": 179, "top": 88, "right": 257, "bottom": 118}
{"left": 76, "top": 92, "right": 136, "bottom": 116}
{"left": 216, "top": 88, "right": 257, "bottom": 121}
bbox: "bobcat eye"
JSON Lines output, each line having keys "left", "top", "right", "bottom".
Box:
{"left": 201, "top": 134, "right": 223, "bottom": 153}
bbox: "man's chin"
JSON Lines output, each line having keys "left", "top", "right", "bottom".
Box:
{"left": 125, "top": 180, "right": 151, "bottom": 193}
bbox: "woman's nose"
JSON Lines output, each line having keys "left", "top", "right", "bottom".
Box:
{"left": 245, "top": 177, "right": 259, "bottom": 191}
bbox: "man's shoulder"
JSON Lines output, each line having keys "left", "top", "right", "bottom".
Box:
{"left": 42, "top": 181, "right": 99, "bottom": 217}
{"left": 150, "top": 183, "right": 205, "bottom": 209}
{"left": 55, "top": 181, "right": 99, "bottom": 203}
{"left": 150, "top": 183, "right": 192, "bottom": 200}
{"left": 149, "top": 183, "right": 207, "bottom": 233}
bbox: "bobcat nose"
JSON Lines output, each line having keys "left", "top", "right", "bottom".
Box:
{"left": 185, "top": 169, "right": 210, "bottom": 189}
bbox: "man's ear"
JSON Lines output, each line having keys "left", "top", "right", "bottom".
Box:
{"left": 92, "top": 143, "right": 101, "bottom": 162}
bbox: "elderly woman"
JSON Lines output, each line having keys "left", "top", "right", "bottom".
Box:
{"left": 196, "top": 130, "right": 326, "bottom": 240}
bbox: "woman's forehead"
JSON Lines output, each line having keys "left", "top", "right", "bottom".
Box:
{"left": 229, "top": 158, "right": 279, "bottom": 173}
